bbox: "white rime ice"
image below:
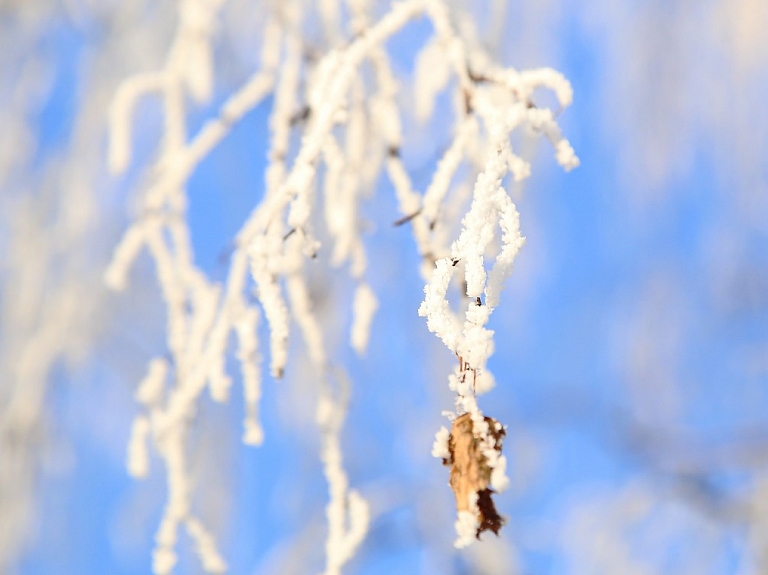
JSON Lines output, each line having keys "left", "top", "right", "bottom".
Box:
{"left": 431, "top": 426, "right": 451, "bottom": 460}
{"left": 454, "top": 491, "right": 480, "bottom": 549}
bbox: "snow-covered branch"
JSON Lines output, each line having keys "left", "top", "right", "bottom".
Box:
{"left": 107, "top": 0, "right": 576, "bottom": 569}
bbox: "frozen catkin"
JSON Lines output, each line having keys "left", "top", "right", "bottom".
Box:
{"left": 106, "top": 0, "right": 576, "bottom": 570}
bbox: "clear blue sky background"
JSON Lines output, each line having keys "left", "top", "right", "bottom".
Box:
{"left": 14, "top": 2, "right": 768, "bottom": 574}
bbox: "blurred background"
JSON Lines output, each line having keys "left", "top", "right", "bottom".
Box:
{"left": 1, "top": 0, "right": 767, "bottom": 573}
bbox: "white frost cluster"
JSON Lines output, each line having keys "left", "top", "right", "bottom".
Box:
{"left": 455, "top": 492, "right": 480, "bottom": 549}
{"left": 351, "top": 282, "right": 379, "bottom": 355}
{"left": 431, "top": 425, "right": 451, "bottom": 459}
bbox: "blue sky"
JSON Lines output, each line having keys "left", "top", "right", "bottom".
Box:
{"left": 10, "top": 2, "right": 768, "bottom": 573}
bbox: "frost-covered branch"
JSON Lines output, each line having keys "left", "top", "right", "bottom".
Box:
{"left": 107, "top": 0, "right": 577, "bottom": 569}
{"left": 414, "top": 2, "right": 578, "bottom": 547}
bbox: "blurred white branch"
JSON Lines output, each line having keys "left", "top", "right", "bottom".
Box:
{"left": 105, "top": 0, "right": 577, "bottom": 569}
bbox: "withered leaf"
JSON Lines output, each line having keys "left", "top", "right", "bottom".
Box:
{"left": 444, "top": 413, "right": 506, "bottom": 539}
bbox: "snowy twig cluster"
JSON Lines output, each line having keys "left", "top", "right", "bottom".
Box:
{"left": 107, "top": 0, "right": 576, "bottom": 571}
{"left": 0, "top": 2, "right": 178, "bottom": 571}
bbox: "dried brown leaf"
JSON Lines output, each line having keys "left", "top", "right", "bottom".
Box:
{"left": 445, "top": 413, "right": 506, "bottom": 538}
